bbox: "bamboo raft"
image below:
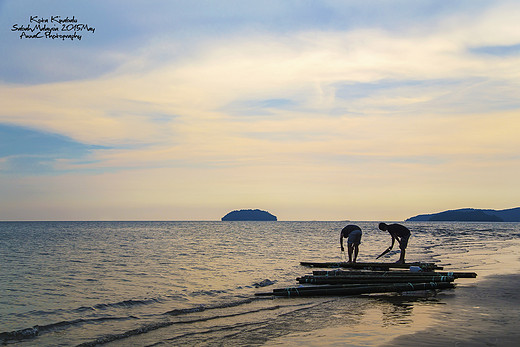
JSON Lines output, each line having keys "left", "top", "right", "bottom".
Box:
{"left": 255, "top": 262, "right": 477, "bottom": 297}
{"left": 299, "top": 261, "right": 443, "bottom": 271}
{"left": 256, "top": 281, "right": 455, "bottom": 297}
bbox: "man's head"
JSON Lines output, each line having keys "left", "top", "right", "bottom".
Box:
{"left": 378, "top": 222, "right": 387, "bottom": 231}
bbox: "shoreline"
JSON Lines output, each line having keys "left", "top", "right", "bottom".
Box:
{"left": 383, "top": 240, "right": 520, "bottom": 346}
{"left": 383, "top": 272, "right": 520, "bottom": 346}
{"left": 264, "top": 239, "right": 520, "bottom": 347}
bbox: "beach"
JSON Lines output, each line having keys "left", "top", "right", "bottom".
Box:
{"left": 264, "top": 240, "right": 520, "bottom": 347}
{"left": 384, "top": 242, "right": 520, "bottom": 347}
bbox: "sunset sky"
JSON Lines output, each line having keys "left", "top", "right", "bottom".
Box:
{"left": 1, "top": 1, "right": 519, "bottom": 221}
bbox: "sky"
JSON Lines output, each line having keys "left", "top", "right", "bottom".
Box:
{"left": 1, "top": 0, "right": 519, "bottom": 221}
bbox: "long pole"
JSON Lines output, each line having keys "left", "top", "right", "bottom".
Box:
{"left": 256, "top": 282, "right": 455, "bottom": 297}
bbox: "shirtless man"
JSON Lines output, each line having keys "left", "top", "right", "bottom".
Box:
{"left": 378, "top": 223, "right": 411, "bottom": 264}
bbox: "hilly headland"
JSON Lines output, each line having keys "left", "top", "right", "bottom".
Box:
{"left": 406, "top": 207, "right": 520, "bottom": 222}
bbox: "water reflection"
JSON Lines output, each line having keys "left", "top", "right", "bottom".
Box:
{"left": 258, "top": 290, "right": 448, "bottom": 347}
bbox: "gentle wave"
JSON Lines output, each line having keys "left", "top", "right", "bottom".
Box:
{"left": 2, "top": 221, "right": 519, "bottom": 346}
{"left": 0, "top": 297, "right": 274, "bottom": 345}
{"left": 157, "top": 319, "right": 274, "bottom": 346}
{"left": 163, "top": 297, "right": 257, "bottom": 316}
{"left": 0, "top": 297, "right": 168, "bottom": 344}
{"left": 0, "top": 316, "right": 132, "bottom": 344}
{"left": 9, "top": 297, "right": 165, "bottom": 318}
{"left": 75, "top": 300, "right": 313, "bottom": 347}
{"left": 89, "top": 298, "right": 163, "bottom": 311}
{"left": 1, "top": 290, "right": 268, "bottom": 344}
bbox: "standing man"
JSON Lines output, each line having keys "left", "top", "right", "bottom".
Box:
{"left": 340, "top": 225, "right": 362, "bottom": 263}
{"left": 377, "top": 223, "right": 411, "bottom": 264}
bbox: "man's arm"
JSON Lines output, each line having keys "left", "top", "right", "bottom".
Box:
{"left": 389, "top": 232, "right": 396, "bottom": 249}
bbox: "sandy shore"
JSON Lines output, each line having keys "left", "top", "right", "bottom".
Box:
{"left": 383, "top": 241, "right": 520, "bottom": 346}
{"left": 383, "top": 273, "right": 520, "bottom": 346}
{"left": 264, "top": 239, "right": 520, "bottom": 347}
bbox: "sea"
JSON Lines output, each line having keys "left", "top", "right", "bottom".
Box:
{"left": 1, "top": 221, "right": 520, "bottom": 346}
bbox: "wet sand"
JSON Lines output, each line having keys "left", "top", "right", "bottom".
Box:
{"left": 384, "top": 273, "right": 520, "bottom": 346}
{"left": 384, "top": 242, "right": 520, "bottom": 346}
{"left": 265, "top": 240, "right": 520, "bottom": 347}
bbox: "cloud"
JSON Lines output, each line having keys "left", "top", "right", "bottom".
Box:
{"left": 2, "top": 1, "right": 506, "bottom": 85}
{"left": 0, "top": 124, "right": 105, "bottom": 174}
{"left": 222, "top": 98, "right": 296, "bottom": 116}
{"left": 3, "top": 14, "right": 520, "bottom": 172}
{"left": 470, "top": 43, "right": 520, "bottom": 56}
{"left": 1, "top": 1, "right": 520, "bottom": 220}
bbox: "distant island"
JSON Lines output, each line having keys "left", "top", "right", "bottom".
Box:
{"left": 406, "top": 207, "right": 520, "bottom": 222}
{"left": 221, "top": 209, "right": 277, "bottom": 221}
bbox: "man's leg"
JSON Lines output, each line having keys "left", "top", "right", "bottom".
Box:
{"left": 398, "top": 247, "right": 406, "bottom": 263}
{"left": 353, "top": 244, "right": 359, "bottom": 263}
{"left": 347, "top": 243, "right": 354, "bottom": 263}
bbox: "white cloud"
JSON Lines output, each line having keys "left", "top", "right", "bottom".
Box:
{"left": 2, "top": 0, "right": 520, "bottom": 220}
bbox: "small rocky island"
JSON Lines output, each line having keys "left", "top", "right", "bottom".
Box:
{"left": 221, "top": 209, "right": 277, "bottom": 221}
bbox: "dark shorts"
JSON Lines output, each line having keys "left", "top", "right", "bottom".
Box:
{"left": 347, "top": 229, "right": 362, "bottom": 245}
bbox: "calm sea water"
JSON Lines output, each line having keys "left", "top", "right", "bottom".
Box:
{"left": 1, "top": 221, "right": 519, "bottom": 346}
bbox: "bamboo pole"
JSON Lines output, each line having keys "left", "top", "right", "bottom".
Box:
{"left": 256, "top": 282, "right": 455, "bottom": 297}
{"left": 297, "top": 276, "right": 455, "bottom": 285}
{"left": 300, "top": 261, "right": 443, "bottom": 270}
{"left": 311, "top": 270, "right": 477, "bottom": 278}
